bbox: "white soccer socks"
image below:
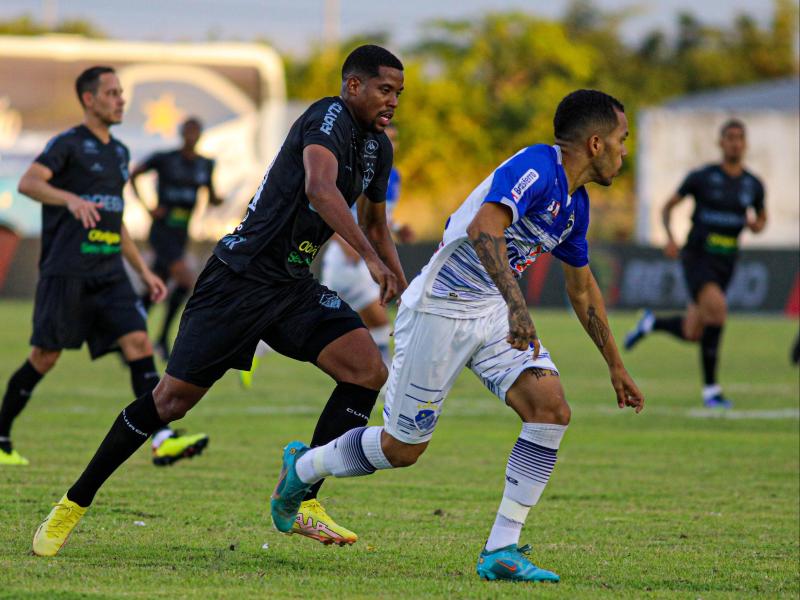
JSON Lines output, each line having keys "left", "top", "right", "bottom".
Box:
{"left": 485, "top": 423, "right": 567, "bottom": 551}
{"left": 370, "top": 325, "right": 392, "bottom": 368}
{"left": 295, "top": 426, "right": 392, "bottom": 483}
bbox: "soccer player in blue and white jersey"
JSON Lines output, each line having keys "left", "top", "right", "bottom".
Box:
{"left": 271, "top": 89, "right": 645, "bottom": 582}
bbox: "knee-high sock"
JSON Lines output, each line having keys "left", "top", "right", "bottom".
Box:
{"left": 159, "top": 286, "right": 188, "bottom": 346}
{"left": 67, "top": 391, "right": 166, "bottom": 507}
{"left": 295, "top": 425, "right": 392, "bottom": 484}
{"left": 128, "top": 356, "right": 160, "bottom": 398}
{"left": 302, "top": 382, "right": 379, "bottom": 500}
{"left": 700, "top": 325, "right": 723, "bottom": 387}
{"left": 653, "top": 315, "right": 688, "bottom": 341}
{"left": 370, "top": 325, "right": 391, "bottom": 368}
{"left": 485, "top": 423, "right": 567, "bottom": 552}
{"left": 0, "top": 360, "right": 44, "bottom": 451}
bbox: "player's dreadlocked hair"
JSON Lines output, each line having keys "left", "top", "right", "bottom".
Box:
{"left": 554, "top": 89, "right": 624, "bottom": 143}
{"left": 341, "top": 45, "right": 403, "bottom": 80}
{"left": 75, "top": 66, "right": 116, "bottom": 107}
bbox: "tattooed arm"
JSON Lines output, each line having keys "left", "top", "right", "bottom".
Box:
{"left": 467, "top": 203, "right": 541, "bottom": 356}
{"left": 563, "top": 264, "right": 645, "bottom": 413}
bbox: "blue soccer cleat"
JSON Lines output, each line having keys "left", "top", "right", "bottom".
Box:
{"left": 270, "top": 441, "right": 311, "bottom": 533}
{"left": 624, "top": 309, "right": 655, "bottom": 351}
{"left": 476, "top": 543, "right": 560, "bottom": 583}
{"left": 703, "top": 394, "right": 733, "bottom": 409}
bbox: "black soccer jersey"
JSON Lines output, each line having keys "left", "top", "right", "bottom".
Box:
{"left": 141, "top": 150, "right": 214, "bottom": 231}
{"left": 34, "top": 125, "right": 130, "bottom": 278}
{"left": 678, "top": 164, "right": 765, "bottom": 256}
{"left": 214, "top": 96, "right": 393, "bottom": 282}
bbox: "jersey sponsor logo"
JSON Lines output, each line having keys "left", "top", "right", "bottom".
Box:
{"left": 546, "top": 200, "right": 560, "bottom": 218}
{"left": 81, "top": 228, "right": 122, "bottom": 255}
{"left": 362, "top": 166, "right": 375, "bottom": 191}
{"left": 220, "top": 233, "right": 245, "bottom": 249}
{"left": 513, "top": 243, "right": 544, "bottom": 273}
{"left": 557, "top": 212, "right": 576, "bottom": 244}
{"left": 705, "top": 232, "right": 738, "bottom": 254}
{"left": 319, "top": 292, "right": 342, "bottom": 309}
{"left": 320, "top": 102, "right": 343, "bottom": 135}
{"left": 90, "top": 162, "right": 103, "bottom": 173}
{"left": 510, "top": 168, "right": 539, "bottom": 202}
{"left": 80, "top": 194, "right": 124, "bottom": 213}
{"left": 298, "top": 240, "right": 320, "bottom": 256}
{"left": 365, "top": 139, "right": 379, "bottom": 156}
{"left": 87, "top": 228, "right": 121, "bottom": 245}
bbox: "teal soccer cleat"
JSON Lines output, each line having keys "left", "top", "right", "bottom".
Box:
{"left": 270, "top": 441, "right": 311, "bottom": 533}
{"left": 477, "top": 544, "right": 560, "bottom": 583}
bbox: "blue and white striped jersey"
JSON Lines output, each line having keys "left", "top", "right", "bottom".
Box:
{"left": 402, "top": 144, "right": 590, "bottom": 317}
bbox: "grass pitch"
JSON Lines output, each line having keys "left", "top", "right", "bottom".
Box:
{"left": 0, "top": 299, "right": 797, "bottom": 599}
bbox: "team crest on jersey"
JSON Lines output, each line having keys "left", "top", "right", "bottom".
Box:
{"left": 414, "top": 409, "right": 438, "bottom": 432}
{"left": 510, "top": 169, "right": 539, "bottom": 202}
{"left": 365, "top": 139, "right": 379, "bottom": 156}
{"left": 82, "top": 139, "right": 99, "bottom": 154}
{"left": 319, "top": 292, "right": 342, "bottom": 310}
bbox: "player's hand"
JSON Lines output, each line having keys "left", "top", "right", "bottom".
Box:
{"left": 663, "top": 239, "right": 679, "bottom": 259}
{"left": 66, "top": 194, "right": 101, "bottom": 229}
{"left": 142, "top": 270, "right": 168, "bottom": 303}
{"left": 507, "top": 306, "right": 539, "bottom": 356}
{"left": 366, "top": 256, "right": 399, "bottom": 306}
{"left": 746, "top": 218, "right": 764, "bottom": 233}
{"left": 610, "top": 365, "right": 644, "bottom": 413}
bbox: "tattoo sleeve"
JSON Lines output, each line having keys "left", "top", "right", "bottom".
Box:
{"left": 587, "top": 305, "right": 609, "bottom": 349}
{"left": 472, "top": 233, "right": 527, "bottom": 313}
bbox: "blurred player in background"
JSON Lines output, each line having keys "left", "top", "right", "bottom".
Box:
{"left": 271, "top": 89, "right": 644, "bottom": 583}
{"left": 239, "top": 123, "right": 414, "bottom": 389}
{"left": 130, "top": 117, "right": 221, "bottom": 360}
{"left": 625, "top": 119, "right": 766, "bottom": 408}
{"left": 0, "top": 67, "right": 207, "bottom": 468}
{"left": 32, "top": 45, "right": 406, "bottom": 556}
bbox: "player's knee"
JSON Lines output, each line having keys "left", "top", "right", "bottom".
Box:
{"left": 121, "top": 331, "right": 153, "bottom": 359}
{"left": 350, "top": 353, "right": 388, "bottom": 390}
{"left": 29, "top": 348, "right": 60, "bottom": 373}
{"left": 153, "top": 392, "right": 190, "bottom": 422}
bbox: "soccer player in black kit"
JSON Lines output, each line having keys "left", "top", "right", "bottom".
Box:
{"left": 0, "top": 67, "right": 206, "bottom": 470}
{"left": 130, "top": 117, "right": 221, "bottom": 360}
{"left": 32, "top": 45, "right": 406, "bottom": 555}
{"left": 625, "top": 119, "right": 767, "bottom": 408}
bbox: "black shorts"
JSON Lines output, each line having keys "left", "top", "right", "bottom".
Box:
{"left": 30, "top": 275, "right": 147, "bottom": 359}
{"left": 166, "top": 256, "right": 365, "bottom": 387}
{"left": 149, "top": 223, "right": 188, "bottom": 275}
{"left": 681, "top": 248, "right": 736, "bottom": 301}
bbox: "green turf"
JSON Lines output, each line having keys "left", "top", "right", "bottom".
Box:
{"left": 0, "top": 299, "right": 797, "bottom": 599}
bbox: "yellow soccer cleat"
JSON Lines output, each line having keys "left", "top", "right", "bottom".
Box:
{"left": 239, "top": 357, "right": 260, "bottom": 390}
{"left": 32, "top": 494, "right": 87, "bottom": 556}
{"left": 152, "top": 432, "right": 209, "bottom": 466}
{"left": 292, "top": 499, "right": 358, "bottom": 546}
{"left": 0, "top": 448, "right": 29, "bottom": 466}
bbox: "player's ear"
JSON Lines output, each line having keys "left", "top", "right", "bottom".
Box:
{"left": 344, "top": 75, "right": 362, "bottom": 98}
{"left": 587, "top": 133, "right": 603, "bottom": 158}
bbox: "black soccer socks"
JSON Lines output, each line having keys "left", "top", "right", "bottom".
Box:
{"left": 304, "top": 382, "right": 379, "bottom": 500}
{"left": 128, "top": 356, "right": 160, "bottom": 398}
{"left": 0, "top": 360, "right": 44, "bottom": 448}
{"left": 653, "top": 315, "right": 687, "bottom": 340}
{"left": 67, "top": 391, "right": 166, "bottom": 507}
{"left": 701, "top": 325, "right": 723, "bottom": 386}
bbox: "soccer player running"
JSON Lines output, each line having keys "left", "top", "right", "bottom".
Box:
{"left": 271, "top": 90, "right": 645, "bottom": 583}
{"left": 32, "top": 45, "right": 406, "bottom": 556}
{"left": 239, "top": 123, "right": 415, "bottom": 389}
{"left": 130, "top": 117, "right": 221, "bottom": 361}
{"left": 0, "top": 67, "right": 206, "bottom": 469}
{"left": 625, "top": 119, "right": 766, "bottom": 408}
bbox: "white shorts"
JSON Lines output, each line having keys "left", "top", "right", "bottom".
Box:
{"left": 321, "top": 241, "right": 380, "bottom": 312}
{"left": 383, "top": 302, "right": 558, "bottom": 444}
